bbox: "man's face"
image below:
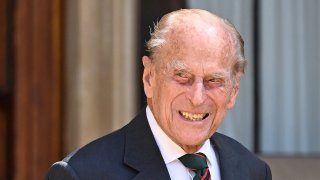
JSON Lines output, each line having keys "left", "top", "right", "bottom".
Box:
{"left": 143, "top": 23, "right": 239, "bottom": 151}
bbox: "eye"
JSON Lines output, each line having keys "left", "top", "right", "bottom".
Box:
{"left": 206, "top": 78, "right": 224, "bottom": 88}
{"left": 173, "top": 71, "right": 191, "bottom": 84}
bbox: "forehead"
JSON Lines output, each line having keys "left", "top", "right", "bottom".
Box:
{"left": 156, "top": 18, "right": 235, "bottom": 70}
{"left": 163, "top": 58, "right": 232, "bottom": 78}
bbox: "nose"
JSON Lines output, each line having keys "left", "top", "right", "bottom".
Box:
{"left": 187, "top": 80, "right": 207, "bottom": 106}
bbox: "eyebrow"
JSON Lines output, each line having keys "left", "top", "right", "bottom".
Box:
{"left": 166, "top": 59, "right": 187, "bottom": 70}
{"left": 164, "top": 59, "right": 193, "bottom": 75}
{"left": 166, "top": 59, "right": 232, "bottom": 78}
{"left": 208, "top": 72, "right": 230, "bottom": 79}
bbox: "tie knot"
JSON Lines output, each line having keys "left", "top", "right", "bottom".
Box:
{"left": 178, "top": 152, "right": 208, "bottom": 170}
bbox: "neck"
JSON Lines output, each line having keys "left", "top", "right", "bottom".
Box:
{"left": 181, "top": 144, "right": 202, "bottom": 153}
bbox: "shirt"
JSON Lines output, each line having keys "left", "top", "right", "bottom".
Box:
{"left": 146, "top": 106, "right": 221, "bottom": 180}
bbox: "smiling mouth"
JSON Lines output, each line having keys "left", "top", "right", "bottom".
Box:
{"left": 179, "top": 111, "right": 209, "bottom": 121}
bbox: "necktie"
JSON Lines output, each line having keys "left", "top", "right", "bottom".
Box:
{"left": 179, "top": 152, "right": 211, "bottom": 180}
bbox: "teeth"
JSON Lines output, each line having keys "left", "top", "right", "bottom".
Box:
{"left": 181, "top": 111, "right": 207, "bottom": 121}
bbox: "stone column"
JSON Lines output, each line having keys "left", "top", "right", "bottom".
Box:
{"left": 65, "top": 0, "right": 137, "bottom": 153}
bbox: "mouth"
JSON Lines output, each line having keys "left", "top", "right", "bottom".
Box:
{"left": 179, "top": 111, "right": 210, "bottom": 121}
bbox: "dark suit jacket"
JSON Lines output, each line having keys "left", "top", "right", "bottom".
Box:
{"left": 46, "top": 109, "right": 272, "bottom": 180}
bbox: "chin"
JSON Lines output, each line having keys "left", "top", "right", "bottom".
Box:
{"left": 178, "top": 135, "right": 208, "bottom": 147}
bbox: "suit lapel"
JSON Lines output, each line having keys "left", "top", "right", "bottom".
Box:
{"left": 211, "top": 133, "right": 240, "bottom": 180}
{"left": 123, "top": 110, "right": 171, "bottom": 180}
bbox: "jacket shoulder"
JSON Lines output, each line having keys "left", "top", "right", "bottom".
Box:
{"left": 47, "top": 116, "right": 142, "bottom": 179}
{"left": 46, "top": 161, "right": 79, "bottom": 180}
{"left": 212, "top": 133, "right": 272, "bottom": 180}
{"left": 213, "top": 132, "right": 258, "bottom": 158}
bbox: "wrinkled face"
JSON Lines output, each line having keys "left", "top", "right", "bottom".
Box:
{"left": 143, "top": 22, "right": 240, "bottom": 150}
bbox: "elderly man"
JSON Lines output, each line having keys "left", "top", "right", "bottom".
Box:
{"left": 46, "top": 9, "right": 271, "bottom": 180}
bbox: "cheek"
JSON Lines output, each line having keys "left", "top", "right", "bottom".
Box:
{"left": 165, "top": 84, "right": 190, "bottom": 108}
{"left": 151, "top": 80, "right": 174, "bottom": 114}
{"left": 210, "top": 88, "right": 233, "bottom": 105}
{"left": 152, "top": 82, "right": 187, "bottom": 123}
{"left": 152, "top": 80, "right": 167, "bottom": 102}
{"left": 210, "top": 89, "right": 234, "bottom": 123}
{"left": 154, "top": 79, "right": 184, "bottom": 101}
{"left": 151, "top": 83, "right": 178, "bottom": 132}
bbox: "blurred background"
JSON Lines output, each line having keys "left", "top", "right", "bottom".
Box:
{"left": 0, "top": 0, "right": 319, "bottom": 179}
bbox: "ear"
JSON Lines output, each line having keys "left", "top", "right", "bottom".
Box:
{"left": 226, "top": 75, "right": 241, "bottom": 109}
{"left": 142, "top": 56, "right": 154, "bottom": 98}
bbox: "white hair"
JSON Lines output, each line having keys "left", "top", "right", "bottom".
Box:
{"left": 146, "top": 9, "right": 247, "bottom": 75}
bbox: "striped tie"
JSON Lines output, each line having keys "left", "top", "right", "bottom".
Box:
{"left": 178, "top": 152, "right": 211, "bottom": 180}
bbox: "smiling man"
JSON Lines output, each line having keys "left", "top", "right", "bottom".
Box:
{"left": 46, "top": 9, "right": 272, "bottom": 180}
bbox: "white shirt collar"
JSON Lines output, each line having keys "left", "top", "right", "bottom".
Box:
{"left": 146, "top": 106, "right": 215, "bottom": 165}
